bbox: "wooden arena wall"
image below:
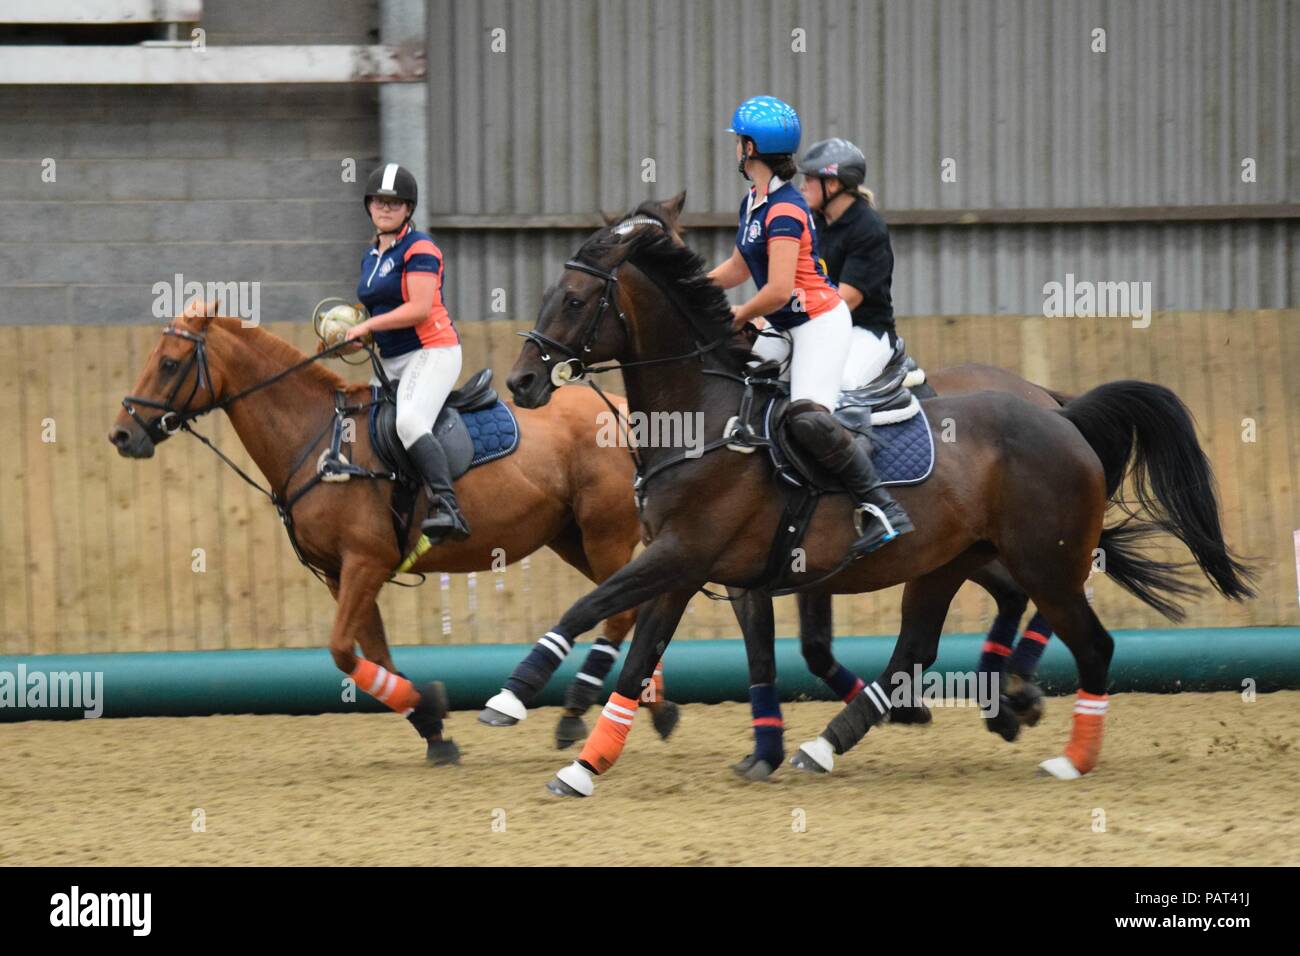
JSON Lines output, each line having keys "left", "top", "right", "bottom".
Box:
{"left": 1, "top": 310, "right": 1297, "bottom": 655}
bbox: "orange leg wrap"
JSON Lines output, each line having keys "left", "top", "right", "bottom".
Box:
{"left": 1063, "top": 690, "right": 1108, "bottom": 774}
{"left": 578, "top": 692, "right": 640, "bottom": 774}
{"left": 352, "top": 658, "right": 421, "bottom": 714}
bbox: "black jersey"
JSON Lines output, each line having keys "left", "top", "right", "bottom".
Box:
{"left": 814, "top": 197, "right": 895, "bottom": 337}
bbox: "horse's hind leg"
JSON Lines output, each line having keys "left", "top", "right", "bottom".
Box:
{"left": 797, "top": 591, "right": 931, "bottom": 725}
{"left": 1022, "top": 591, "right": 1114, "bottom": 779}
{"left": 968, "top": 563, "right": 1037, "bottom": 741}
{"left": 791, "top": 560, "right": 971, "bottom": 774}
{"left": 731, "top": 587, "right": 783, "bottom": 781}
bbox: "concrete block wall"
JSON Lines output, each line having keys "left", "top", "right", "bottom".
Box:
{"left": 0, "top": 0, "right": 382, "bottom": 326}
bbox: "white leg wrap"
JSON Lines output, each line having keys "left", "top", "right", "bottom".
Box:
{"left": 484, "top": 688, "right": 528, "bottom": 721}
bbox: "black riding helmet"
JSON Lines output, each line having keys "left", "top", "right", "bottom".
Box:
{"left": 364, "top": 162, "right": 418, "bottom": 220}
{"left": 797, "top": 138, "right": 867, "bottom": 208}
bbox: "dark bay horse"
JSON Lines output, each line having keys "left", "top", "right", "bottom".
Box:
{"left": 505, "top": 222, "right": 1254, "bottom": 797}
{"left": 483, "top": 195, "right": 1060, "bottom": 752}
{"left": 730, "top": 363, "right": 1068, "bottom": 779}
{"left": 108, "top": 301, "right": 679, "bottom": 760}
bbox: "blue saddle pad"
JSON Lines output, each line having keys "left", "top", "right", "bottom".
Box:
{"left": 765, "top": 400, "right": 935, "bottom": 488}
{"left": 461, "top": 400, "right": 520, "bottom": 468}
{"left": 871, "top": 406, "right": 935, "bottom": 486}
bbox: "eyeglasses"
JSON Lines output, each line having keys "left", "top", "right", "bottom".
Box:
{"left": 369, "top": 199, "right": 408, "bottom": 211}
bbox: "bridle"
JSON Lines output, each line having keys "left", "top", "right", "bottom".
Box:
{"left": 515, "top": 214, "right": 737, "bottom": 388}
{"left": 121, "top": 325, "right": 215, "bottom": 443}
{"left": 120, "top": 322, "right": 394, "bottom": 583}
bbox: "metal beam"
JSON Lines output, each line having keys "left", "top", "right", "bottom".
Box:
{"left": 0, "top": 44, "right": 426, "bottom": 84}
{"left": 424, "top": 204, "right": 1300, "bottom": 231}
{"left": 0, "top": 0, "right": 201, "bottom": 23}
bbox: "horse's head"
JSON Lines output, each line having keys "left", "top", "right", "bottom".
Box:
{"left": 508, "top": 193, "right": 703, "bottom": 409}
{"left": 109, "top": 299, "right": 224, "bottom": 458}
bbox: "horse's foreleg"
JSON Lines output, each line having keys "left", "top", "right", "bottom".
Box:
{"left": 730, "top": 587, "right": 783, "bottom": 781}
{"left": 550, "top": 585, "right": 697, "bottom": 797}
{"left": 328, "top": 561, "right": 452, "bottom": 763}
{"left": 792, "top": 561, "right": 968, "bottom": 774}
{"left": 482, "top": 539, "right": 700, "bottom": 727}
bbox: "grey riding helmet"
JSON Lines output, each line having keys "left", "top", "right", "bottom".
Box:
{"left": 797, "top": 138, "right": 867, "bottom": 189}
{"left": 364, "top": 162, "right": 418, "bottom": 214}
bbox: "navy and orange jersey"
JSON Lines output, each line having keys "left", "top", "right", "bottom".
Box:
{"left": 735, "top": 178, "right": 841, "bottom": 330}
{"left": 357, "top": 223, "right": 459, "bottom": 358}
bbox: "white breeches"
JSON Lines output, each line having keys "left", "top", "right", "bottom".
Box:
{"left": 839, "top": 326, "right": 894, "bottom": 393}
{"left": 372, "top": 345, "right": 463, "bottom": 449}
{"left": 750, "top": 300, "right": 853, "bottom": 410}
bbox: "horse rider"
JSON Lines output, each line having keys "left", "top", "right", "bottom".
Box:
{"left": 344, "top": 162, "right": 470, "bottom": 543}
{"left": 706, "top": 96, "right": 912, "bottom": 553}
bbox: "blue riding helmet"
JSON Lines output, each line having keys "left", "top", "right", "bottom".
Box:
{"left": 726, "top": 95, "right": 801, "bottom": 155}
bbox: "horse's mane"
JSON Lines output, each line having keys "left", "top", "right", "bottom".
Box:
{"left": 209, "top": 316, "right": 349, "bottom": 393}
{"left": 577, "top": 226, "right": 752, "bottom": 371}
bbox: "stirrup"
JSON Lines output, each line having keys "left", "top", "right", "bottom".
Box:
{"left": 853, "top": 502, "right": 900, "bottom": 542}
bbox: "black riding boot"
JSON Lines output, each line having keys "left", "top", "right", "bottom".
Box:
{"left": 788, "top": 402, "right": 913, "bottom": 555}
{"left": 406, "top": 433, "right": 471, "bottom": 543}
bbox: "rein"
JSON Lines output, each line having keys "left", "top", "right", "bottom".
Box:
{"left": 122, "top": 326, "right": 397, "bottom": 584}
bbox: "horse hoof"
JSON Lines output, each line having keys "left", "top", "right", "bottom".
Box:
{"left": 547, "top": 761, "right": 595, "bottom": 798}
{"left": 1006, "top": 674, "right": 1045, "bottom": 726}
{"left": 555, "top": 715, "right": 588, "bottom": 750}
{"left": 1038, "top": 755, "right": 1082, "bottom": 780}
{"left": 477, "top": 706, "right": 518, "bottom": 727}
{"left": 650, "top": 700, "right": 681, "bottom": 740}
{"left": 426, "top": 738, "right": 460, "bottom": 766}
{"left": 546, "top": 777, "right": 586, "bottom": 797}
{"left": 888, "top": 704, "right": 933, "bottom": 725}
{"left": 983, "top": 697, "right": 1021, "bottom": 742}
{"left": 733, "top": 754, "right": 777, "bottom": 782}
{"left": 789, "top": 738, "right": 834, "bottom": 774}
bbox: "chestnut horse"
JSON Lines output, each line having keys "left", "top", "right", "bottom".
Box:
{"left": 505, "top": 221, "right": 1253, "bottom": 797}
{"left": 108, "top": 301, "right": 679, "bottom": 761}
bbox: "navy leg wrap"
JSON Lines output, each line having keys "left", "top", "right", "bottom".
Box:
{"left": 748, "top": 682, "right": 785, "bottom": 766}
{"left": 563, "top": 637, "right": 619, "bottom": 712}
{"left": 824, "top": 663, "right": 865, "bottom": 702}
{"left": 504, "top": 630, "right": 573, "bottom": 704}
{"left": 1008, "top": 611, "right": 1052, "bottom": 677}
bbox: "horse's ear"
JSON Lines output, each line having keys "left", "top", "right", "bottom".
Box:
{"left": 664, "top": 190, "right": 687, "bottom": 217}
{"left": 181, "top": 296, "right": 218, "bottom": 330}
{"left": 601, "top": 211, "right": 619, "bottom": 226}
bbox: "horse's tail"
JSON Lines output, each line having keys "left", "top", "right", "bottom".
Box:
{"left": 1059, "top": 380, "right": 1256, "bottom": 619}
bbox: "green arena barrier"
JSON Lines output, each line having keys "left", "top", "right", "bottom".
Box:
{"left": 0, "top": 627, "right": 1297, "bottom": 721}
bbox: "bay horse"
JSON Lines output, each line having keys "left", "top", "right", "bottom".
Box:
{"left": 504, "top": 220, "right": 1254, "bottom": 797}
{"left": 108, "top": 300, "right": 679, "bottom": 761}
{"left": 730, "top": 364, "right": 1068, "bottom": 780}
{"left": 483, "top": 195, "right": 1062, "bottom": 760}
